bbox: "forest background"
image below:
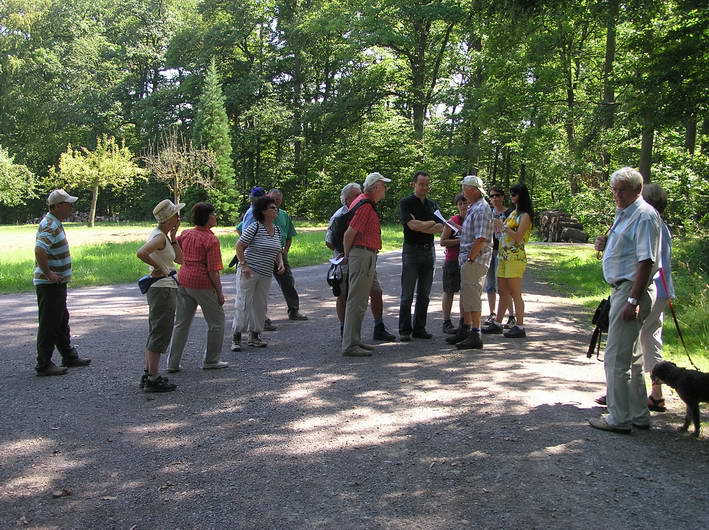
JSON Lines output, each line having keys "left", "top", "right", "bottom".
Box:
{"left": 1, "top": 0, "right": 707, "bottom": 236}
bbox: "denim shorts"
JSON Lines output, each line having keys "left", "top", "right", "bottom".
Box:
{"left": 442, "top": 260, "right": 461, "bottom": 294}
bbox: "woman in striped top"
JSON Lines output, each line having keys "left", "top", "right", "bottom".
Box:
{"left": 231, "top": 196, "right": 285, "bottom": 350}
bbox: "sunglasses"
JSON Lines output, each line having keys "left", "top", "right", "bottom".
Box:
{"left": 490, "top": 193, "right": 504, "bottom": 198}
{"left": 510, "top": 193, "right": 518, "bottom": 197}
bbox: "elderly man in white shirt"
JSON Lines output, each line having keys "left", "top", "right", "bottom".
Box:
{"left": 589, "top": 167, "right": 661, "bottom": 434}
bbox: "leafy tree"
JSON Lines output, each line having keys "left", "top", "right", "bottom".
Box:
{"left": 143, "top": 127, "right": 215, "bottom": 206}
{"left": 51, "top": 136, "right": 146, "bottom": 226}
{"left": 193, "top": 58, "right": 237, "bottom": 223}
{"left": 0, "top": 146, "right": 38, "bottom": 207}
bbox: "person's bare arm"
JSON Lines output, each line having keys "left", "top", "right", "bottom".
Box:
{"left": 34, "top": 247, "right": 61, "bottom": 283}
{"left": 439, "top": 224, "right": 459, "bottom": 247}
{"left": 499, "top": 213, "right": 531, "bottom": 243}
{"left": 207, "top": 270, "right": 224, "bottom": 306}
{"left": 467, "top": 237, "right": 488, "bottom": 261}
{"left": 236, "top": 241, "right": 252, "bottom": 279}
{"left": 621, "top": 259, "right": 654, "bottom": 320}
{"left": 343, "top": 226, "right": 358, "bottom": 260}
{"left": 136, "top": 235, "right": 170, "bottom": 277}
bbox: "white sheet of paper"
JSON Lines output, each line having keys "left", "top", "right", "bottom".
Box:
{"left": 329, "top": 256, "right": 345, "bottom": 265}
{"left": 434, "top": 209, "right": 460, "bottom": 234}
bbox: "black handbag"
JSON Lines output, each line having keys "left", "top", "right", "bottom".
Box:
{"left": 587, "top": 296, "right": 610, "bottom": 359}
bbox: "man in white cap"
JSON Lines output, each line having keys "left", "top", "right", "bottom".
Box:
{"left": 341, "top": 172, "right": 391, "bottom": 356}
{"left": 33, "top": 189, "right": 91, "bottom": 376}
{"left": 445, "top": 176, "right": 493, "bottom": 350}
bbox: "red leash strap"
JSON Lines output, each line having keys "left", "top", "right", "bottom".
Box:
{"left": 658, "top": 268, "right": 699, "bottom": 370}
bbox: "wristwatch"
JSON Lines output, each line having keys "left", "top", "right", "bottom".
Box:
{"left": 627, "top": 297, "right": 638, "bottom": 306}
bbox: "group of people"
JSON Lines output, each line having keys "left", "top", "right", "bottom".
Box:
{"left": 33, "top": 166, "right": 675, "bottom": 432}
{"left": 325, "top": 171, "right": 534, "bottom": 357}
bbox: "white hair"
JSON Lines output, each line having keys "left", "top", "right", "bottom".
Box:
{"left": 610, "top": 167, "right": 643, "bottom": 192}
{"left": 340, "top": 182, "right": 362, "bottom": 205}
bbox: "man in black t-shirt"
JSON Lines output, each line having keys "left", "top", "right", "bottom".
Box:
{"left": 398, "top": 171, "right": 444, "bottom": 341}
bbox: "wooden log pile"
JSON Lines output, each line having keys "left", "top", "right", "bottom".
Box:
{"left": 539, "top": 210, "right": 589, "bottom": 243}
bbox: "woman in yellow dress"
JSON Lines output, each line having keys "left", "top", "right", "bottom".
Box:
{"left": 484, "top": 183, "right": 533, "bottom": 338}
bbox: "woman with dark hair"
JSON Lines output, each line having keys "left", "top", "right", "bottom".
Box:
{"left": 484, "top": 186, "right": 515, "bottom": 328}
{"left": 484, "top": 183, "right": 533, "bottom": 338}
{"left": 231, "top": 196, "right": 285, "bottom": 350}
{"left": 167, "top": 202, "right": 228, "bottom": 371}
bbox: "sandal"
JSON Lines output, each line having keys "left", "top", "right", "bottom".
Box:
{"left": 594, "top": 395, "right": 607, "bottom": 406}
{"left": 648, "top": 396, "right": 666, "bottom": 412}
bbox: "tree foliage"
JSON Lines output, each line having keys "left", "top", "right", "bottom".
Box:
{"left": 0, "top": 146, "right": 37, "bottom": 207}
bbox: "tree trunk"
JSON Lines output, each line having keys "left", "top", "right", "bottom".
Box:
{"left": 601, "top": 0, "right": 618, "bottom": 173}
{"left": 639, "top": 110, "right": 654, "bottom": 182}
{"left": 491, "top": 144, "right": 500, "bottom": 184}
{"left": 89, "top": 180, "right": 99, "bottom": 228}
{"left": 701, "top": 115, "right": 709, "bottom": 156}
{"left": 685, "top": 111, "right": 697, "bottom": 155}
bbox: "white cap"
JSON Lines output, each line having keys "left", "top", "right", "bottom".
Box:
{"left": 461, "top": 175, "right": 486, "bottom": 196}
{"left": 153, "top": 199, "right": 185, "bottom": 223}
{"left": 47, "top": 189, "right": 78, "bottom": 206}
{"left": 363, "top": 172, "right": 391, "bottom": 190}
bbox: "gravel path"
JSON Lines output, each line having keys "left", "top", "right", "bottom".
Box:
{"left": 1, "top": 245, "right": 707, "bottom": 529}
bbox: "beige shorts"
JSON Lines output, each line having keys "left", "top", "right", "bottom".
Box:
{"left": 460, "top": 261, "right": 488, "bottom": 312}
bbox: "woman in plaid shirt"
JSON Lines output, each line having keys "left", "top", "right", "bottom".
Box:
{"left": 167, "top": 202, "right": 229, "bottom": 371}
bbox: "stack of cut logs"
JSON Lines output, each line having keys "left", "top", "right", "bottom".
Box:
{"left": 539, "top": 210, "right": 589, "bottom": 243}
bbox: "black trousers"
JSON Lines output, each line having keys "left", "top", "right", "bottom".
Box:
{"left": 36, "top": 283, "right": 73, "bottom": 368}
{"left": 273, "top": 253, "right": 300, "bottom": 315}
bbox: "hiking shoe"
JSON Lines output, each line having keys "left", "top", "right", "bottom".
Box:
{"left": 446, "top": 326, "right": 470, "bottom": 344}
{"left": 484, "top": 313, "right": 496, "bottom": 325}
{"left": 247, "top": 333, "right": 267, "bottom": 348}
{"left": 456, "top": 330, "right": 483, "bottom": 350}
{"left": 35, "top": 363, "right": 68, "bottom": 377}
{"left": 288, "top": 312, "right": 308, "bottom": 321}
{"left": 143, "top": 375, "right": 177, "bottom": 393}
{"left": 373, "top": 323, "right": 396, "bottom": 341}
{"left": 503, "top": 315, "right": 517, "bottom": 329}
{"left": 61, "top": 357, "right": 91, "bottom": 367}
{"left": 358, "top": 343, "right": 376, "bottom": 351}
{"left": 442, "top": 320, "right": 456, "bottom": 334}
{"left": 588, "top": 416, "right": 631, "bottom": 434}
{"left": 412, "top": 330, "right": 433, "bottom": 339}
{"left": 203, "top": 361, "right": 229, "bottom": 370}
{"left": 399, "top": 334, "right": 411, "bottom": 342}
{"left": 139, "top": 371, "right": 149, "bottom": 389}
{"left": 231, "top": 333, "right": 242, "bottom": 352}
{"left": 503, "top": 325, "right": 526, "bottom": 338}
{"left": 342, "top": 346, "right": 372, "bottom": 357}
{"left": 482, "top": 321, "right": 503, "bottom": 334}
{"left": 264, "top": 319, "right": 278, "bottom": 331}
{"left": 167, "top": 365, "right": 182, "bottom": 373}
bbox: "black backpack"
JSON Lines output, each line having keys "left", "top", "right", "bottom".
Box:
{"left": 330, "top": 199, "right": 374, "bottom": 253}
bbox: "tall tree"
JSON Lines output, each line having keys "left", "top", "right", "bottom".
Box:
{"left": 193, "top": 58, "right": 237, "bottom": 223}
{"left": 0, "top": 146, "right": 38, "bottom": 207}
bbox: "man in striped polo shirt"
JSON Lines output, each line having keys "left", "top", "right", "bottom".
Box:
{"left": 33, "top": 189, "right": 91, "bottom": 376}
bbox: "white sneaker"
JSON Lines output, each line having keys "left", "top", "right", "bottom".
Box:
{"left": 203, "top": 361, "right": 229, "bottom": 370}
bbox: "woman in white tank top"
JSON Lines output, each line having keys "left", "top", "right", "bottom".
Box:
{"left": 136, "top": 199, "right": 184, "bottom": 393}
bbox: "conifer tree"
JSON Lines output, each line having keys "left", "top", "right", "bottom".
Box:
{"left": 193, "top": 58, "right": 237, "bottom": 223}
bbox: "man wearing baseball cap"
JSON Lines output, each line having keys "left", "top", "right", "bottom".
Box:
{"left": 445, "top": 176, "right": 494, "bottom": 350}
{"left": 341, "top": 172, "right": 391, "bottom": 356}
{"left": 33, "top": 189, "right": 91, "bottom": 376}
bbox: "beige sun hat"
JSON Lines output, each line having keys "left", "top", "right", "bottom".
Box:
{"left": 461, "top": 175, "right": 486, "bottom": 196}
{"left": 47, "top": 189, "right": 79, "bottom": 206}
{"left": 363, "top": 172, "right": 391, "bottom": 190}
{"left": 153, "top": 199, "right": 185, "bottom": 223}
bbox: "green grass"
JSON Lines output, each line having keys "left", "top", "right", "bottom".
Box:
{"left": 527, "top": 238, "right": 709, "bottom": 370}
{"left": 0, "top": 222, "right": 404, "bottom": 294}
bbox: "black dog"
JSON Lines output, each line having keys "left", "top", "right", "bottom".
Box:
{"left": 652, "top": 361, "right": 709, "bottom": 437}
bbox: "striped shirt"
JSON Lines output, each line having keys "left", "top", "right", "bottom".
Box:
{"left": 602, "top": 197, "right": 660, "bottom": 286}
{"left": 34, "top": 213, "right": 72, "bottom": 285}
{"left": 458, "top": 198, "right": 493, "bottom": 268}
{"left": 239, "top": 222, "right": 282, "bottom": 277}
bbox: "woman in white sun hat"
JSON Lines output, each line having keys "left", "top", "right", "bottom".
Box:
{"left": 136, "top": 199, "right": 184, "bottom": 393}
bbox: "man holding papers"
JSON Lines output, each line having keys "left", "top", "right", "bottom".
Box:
{"left": 398, "top": 171, "right": 444, "bottom": 341}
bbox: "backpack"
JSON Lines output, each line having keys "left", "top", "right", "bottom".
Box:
{"left": 587, "top": 296, "right": 611, "bottom": 360}
{"left": 330, "top": 199, "right": 374, "bottom": 253}
{"left": 326, "top": 262, "right": 344, "bottom": 297}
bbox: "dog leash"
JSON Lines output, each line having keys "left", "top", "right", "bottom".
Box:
{"left": 658, "top": 268, "right": 699, "bottom": 370}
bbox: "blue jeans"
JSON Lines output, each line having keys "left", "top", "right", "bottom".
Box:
{"left": 398, "top": 243, "right": 435, "bottom": 334}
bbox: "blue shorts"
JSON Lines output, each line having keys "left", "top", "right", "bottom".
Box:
{"left": 485, "top": 251, "right": 498, "bottom": 293}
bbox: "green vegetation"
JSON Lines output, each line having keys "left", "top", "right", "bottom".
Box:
{"left": 0, "top": 222, "right": 404, "bottom": 294}
{"left": 527, "top": 239, "right": 709, "bottom": 370}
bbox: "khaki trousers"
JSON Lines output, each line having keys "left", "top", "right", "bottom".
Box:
{"left": 604, "top": 281, "right": 654, "bottom": 428}
{"left": 341, "top": 247, "right": 376, "bottom": 352}
{"left": 168, "top": 286, "right": 225, "bottom": 369}
{"left": 232, "top": 268, "right": 271, "bottom": 336}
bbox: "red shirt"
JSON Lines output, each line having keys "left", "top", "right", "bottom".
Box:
{"left": 444, "top": 214, "right": 464, "bottom": 262}
{"left": 348, "top": 193, "right": 381, "bottom": 251}
{"left": 177, "top": 226, "right": 223, "bottom": 289}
